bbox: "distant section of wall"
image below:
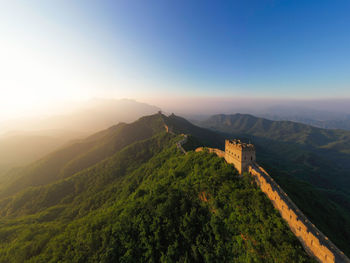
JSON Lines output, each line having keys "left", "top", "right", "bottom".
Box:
{"left": 177, "top": 134, "right": 188, "bottom": 154}
{"left": 164, "top": 124, "right": 169, "bottom": 133}
{"left": 249, "top": 163, "right": 350, "bottom": 263}
{"left": 164, "top": 123, "right": 188, "bottom": 154}
{"left": 195, "top": 147, "right": 225, "bottom": 158}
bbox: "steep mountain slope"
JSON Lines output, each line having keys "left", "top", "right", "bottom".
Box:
{"left": 0, "top": 131, "right": 86, "bottom": 175}
{"left": 200, "top": 113, "right": 350, "bottom": 255}
{"left": 0, "top": 115, "right": 314, "bottom": 262}
{"left": 200, "top": 114, "right": 350, "bottom": 186}
{"left": 201, "top": 113, "right": 350, "bottom": 149}
{"left": 0, "top": 99, "right": 160, "bottom": 174}
{"left": 0, "top": 114, "right": 167, "bottom": 199}
{"left": 164, "top": 113, "right": 225, "bottom": 149}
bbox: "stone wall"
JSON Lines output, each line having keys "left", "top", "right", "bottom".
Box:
{"left": 224, "top": 151, "right": 242, "bottom": 174}
{"left": 176, "top": 134, "right": 188, "bottom": 155}
{"left": 164, "top": 124, "right": 188, "bottom": 154}
{"left": 249, "top": 163, "right": 350, "bottom": 263}
{"left": 195, "top": 147, "right": 225, "bottom": 158}
{"left": 195, "top": 146, "right": 350, "bottom": 263}
{"left": 225, "top": 140, "right": 256, "bottom": 174}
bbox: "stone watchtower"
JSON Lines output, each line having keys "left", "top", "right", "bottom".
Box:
{"left": 224, "top": 139, "right": 256, "bottom": 174}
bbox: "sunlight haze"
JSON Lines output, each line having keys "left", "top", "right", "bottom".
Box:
{"left": 1, "top": 1, "right": 350, "bottom": 262}
{"left": 1, "top": 1, "right": 350, "bottom": 121}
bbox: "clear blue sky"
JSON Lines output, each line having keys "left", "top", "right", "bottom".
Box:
{"left": 1, "top": 0, "right": 350, "bottom": 118}
{"left": 74, "top": 0, "right": 350, "bottom": 97}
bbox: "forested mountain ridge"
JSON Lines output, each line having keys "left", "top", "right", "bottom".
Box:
{"left": 255, "top": 106, "right": 350, "bottom": 131}
{"left": 199, "top": 113, "right": 350, "bottom": 189}
{"left": 0, "top": 99, "right": 160, "bottom": 175}
{"left": 0, "top": 131, "right": 85, "bottom": 176}
{"left": 0, "top": 113, "right": 315, "bottom": 262}
{"left": 199, "top": 113, "right": 350, "bottom": 256}
{"left": 0, "top": 114, "right": 167, "bottom": 199}
{"left": 0, "top": 112, "right": 224, "bottom": 200}
{"left": 201, "top": 113, "right": 350, "bottom": 150}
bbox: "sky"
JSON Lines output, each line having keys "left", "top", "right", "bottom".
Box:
{"left": 1, "top": 0, "right": 350, "bottom": 120}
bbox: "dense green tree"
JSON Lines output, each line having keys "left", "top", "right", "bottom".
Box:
{"left": 0, "top": 135, "right": 314, "bottom": 262}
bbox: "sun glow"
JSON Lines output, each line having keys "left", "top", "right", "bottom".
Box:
{"left": 0, "top": 2, "right": 124, "bottom": 121}
{"left": 0, "top": 42, "right": 92, "bottom": 119}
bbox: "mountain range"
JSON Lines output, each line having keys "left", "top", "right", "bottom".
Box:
{"left": 0, "top": 112, "right": 349, "bottom": 261}
{"left": 0, "top": 99, "right": 160, "bottom": 175}
{"left": 256, "top": 106, "right": 350, "bottom": 131}
{"left": 199, "top": 113, "right": 350, "bottom": 255}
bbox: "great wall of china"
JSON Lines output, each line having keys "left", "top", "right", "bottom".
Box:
{"left": 164, "top": 123, "right": 188, "bottom": 154}
{"left": 164, "top": 120, "right": 349, "bottom": 262}
{"left": 195, "top": 139, "right": 350, "bottom": 263}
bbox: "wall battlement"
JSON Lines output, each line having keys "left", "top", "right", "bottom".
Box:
{"left": 226, "top": 139, "right": 255, "bottom": 150}
{"left": 249, "top": 163, "right": 349, "bottom": 263}
{"left": 195, "top": 140, "right": 350, "bottom": 263}
{"left": 195, "top": 147, "right": 225, "bottom": 158}
{"left": 225, "top": 139, "right": 256, "bottom": 174}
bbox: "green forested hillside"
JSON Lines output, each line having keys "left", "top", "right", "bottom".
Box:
{"left": 0, "top": 99, "right": 160, "bottom": 174}
{"left": 0, "top": 114, "right": 314, "bottom": 262}
{"left": 201, "top": 113, "right": 350, "bottom": 150}
{"left": 0, "top": 114, "right": 167, "bottom": 199}
{"left": 0, "top": 133, "right": 80, "bottom": 176}
{"left": 165, "top": 113, "right": 225, "bottom": 149}
{"left": 199, "top": 113, "right": 350, "bottom": 256}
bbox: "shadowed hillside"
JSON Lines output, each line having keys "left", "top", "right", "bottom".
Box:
{"left": 0, "top": 113, "right": 314, "bottom": 262}
{"left": 0, "top": 99, "right": 161, "bottom": 174}
{"left": 256, "top": 106, "right": 350, "bottom": 131}
{"left": 0, "top": 114, "right": 166, "bottom": 199}
{"left": 164, "top": 113, "right": 225, "bottom": 149}
{"left": 0, "top": 131, "right": 87, "bottom": 176}
{"left": 200, "top": 113, "right": 350, "bottom": 255}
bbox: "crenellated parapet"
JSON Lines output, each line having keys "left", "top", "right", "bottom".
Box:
{"left": 224, "top": 139, "right": 256, "bottom": 174}
{"left": 196, "top": 139, "right": 350, "bottom": 263}
{"left": 195, "top": 147, "right": 225, "bottom": 158}
{"left": 249, "top": 163, "right": 350, "bottom": 263}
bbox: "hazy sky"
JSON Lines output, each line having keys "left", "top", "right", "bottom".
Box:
{"left": 1, "top": 0, "right": 350, "bottom": 120}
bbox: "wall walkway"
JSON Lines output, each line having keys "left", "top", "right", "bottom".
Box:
{"left": 249, "top": 163, "right": 350, "bottom": 263}
{"left": 195, "top": 147, "right": 225, "bottom": 158}
{"left": 196, "top": 147, "right": 350, "bottom": 263}
{"left": 164, "top": 124, "right": 188, "bottom": 154}
{"left": 176, "top": 135, "right": 188, "bottom": 155}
